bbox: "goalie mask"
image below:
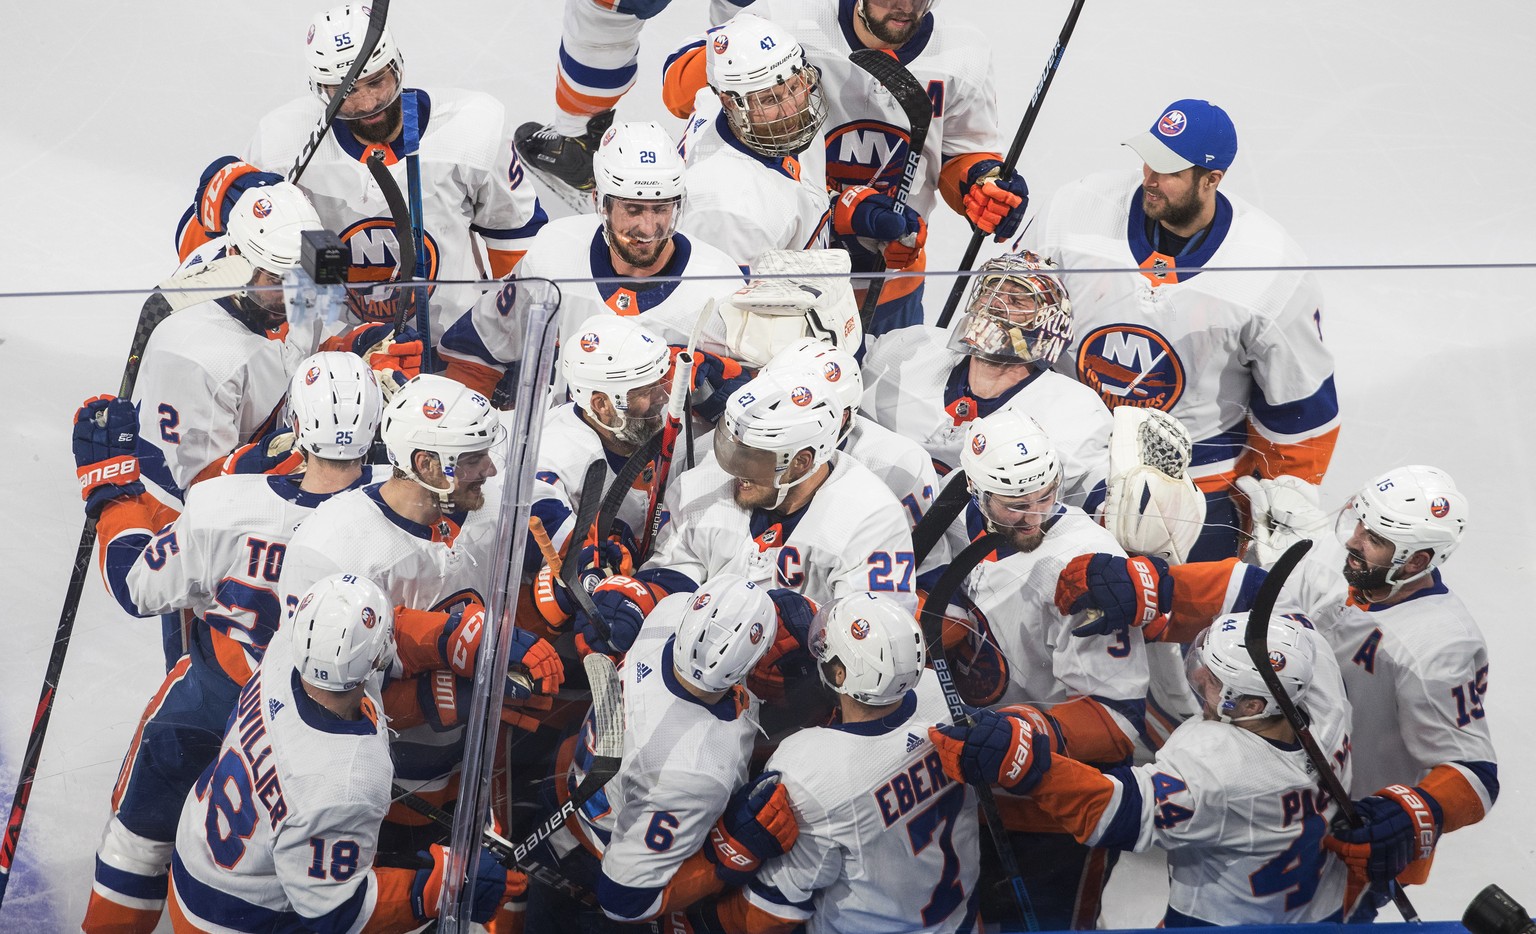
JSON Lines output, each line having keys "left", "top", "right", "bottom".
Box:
{"left": 707, "top": 13, "right": 827, "bottom": 158}
{"left": 808, "top": 592, "right": 925, "bottom": 707}
{"left": 673, "top": 575, "right": 777, "bottom": 694}
{"left": 720, "top": 249, "right": 862, "bottom": 368}
{"left": 561, "top": 315, "right": 672, "bottom": 446}
{"left": 1337, "top": 465, "right": 1467, "bottom": 599}
{"left": 947, "top": 252, "right": 1073, "bottom": 367}
{"left": 1188, "top": 613, "right": 1314, "bottom": 724}
{"left": 292, "top": 573, "right": 395, "bottom": 692}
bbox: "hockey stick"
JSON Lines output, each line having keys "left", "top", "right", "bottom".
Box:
{"left": 559, "top": 460, "right": 614, "bottom": 644}
{"left": 401, "top": 89, "right": 433, "bottom": 372}
{"left": 288, "top": 0, "right": 391, "bottom": 185}
{"left": 363, "top": 149, "right": 419, "bottom": 339}
{"left": 848, "top": 49, "right": 933, "bottom": 332}
{"left": 918, "top": 532, "right": 1040, "bottom": 931}
{"left": 935, "top": 0, "right": 1086, "bottom": 329}
{"left": 513, "top": 653, "right": 625, "bottom": 863}
{"left": 638, "top": 300, "right": 710, "bottom": 558}
{"left": 1242, "top": 540, "right": 1420, "bottom": 924}
{"left": 594, "top": 431, "right": 664, "bottom": 549}
{"left": 0, "top": 256, "right": 253, "bottom": 906}
{"left": 681, "top": 297, "right": 715, "bottom": 471}
{"left": 911, "top": 469, "right": 970, "bottom": 566}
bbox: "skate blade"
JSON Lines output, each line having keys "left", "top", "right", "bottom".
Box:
{"left": 525, "top": 164, "right": 596, "bottom": 216}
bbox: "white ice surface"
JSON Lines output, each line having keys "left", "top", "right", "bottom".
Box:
{"left": 2, "top": 1, "right": 1534, "bottom": 928}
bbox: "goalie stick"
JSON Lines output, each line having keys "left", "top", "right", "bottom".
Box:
{"left": 848, "top": 49, "right": 933, "bottom": 332}
{"left": 936, "top": 0, "right": 1087, "bottom": 329}
{"left": 1242, "top": 539, "right": 1421, "bottom": 924}
{"left": 0, "top": 254, "right": 253, "bottom": 906}
{"left": 288, "top": 0, "right": 391, "bottom": 185}
{"left": 918, "top": 532, "right": 1040, "bottom": 931}
{"left": 911, "top": 468, "right": 971, "bottom": 566}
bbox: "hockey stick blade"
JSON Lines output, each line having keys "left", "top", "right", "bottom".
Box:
{"left": 510, "top": 654, "right": 624, "bottom": 864}
{"left": 849, "top": 49, "right": 934, "bottom": 330}
{"left": 289, "top": 0, "right": 390, "bottom": 184}
{"left": 911, "top": 469, "right": 970, "bottom": 567}
{"left": 1241, "top": 539, "right": 1420, "bottom": 923}
{"left": 916, "top": 531, "right": 1041, "bottom": 931}
{"left": 364, "top": 149, "right": 419, "bottom": 337}
{"left": 936, "top": 0, "right": 1086, "bottom": 329}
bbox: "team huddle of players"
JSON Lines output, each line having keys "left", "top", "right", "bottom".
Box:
{"left": 64, "top": 0, "right": 1497, "bottom": 932}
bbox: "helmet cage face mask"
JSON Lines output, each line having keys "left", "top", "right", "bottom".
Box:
{"left": 720, "top": 66, "right": 828, "bottom": 159}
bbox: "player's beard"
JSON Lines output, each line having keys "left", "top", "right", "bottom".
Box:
{"left": 1142, "top": 184, "right": 1204, "bottom": 230}
{"left": 1000, "top": 524, "right": 1047, "bottom": 553}
{"left": 860, "top": 1, "right": 923, "bottom": 44}
{"left": 1341, "top": 550, "right": 1392, "bottom": 595}
{"left": 732, "top": 478, "right": 782, "bottom": 511}
{"left": 448, "top": 479, "right": 489, "bottom": 512}
{"left": 614, "top": 411, "right": 664, "bottom": 447}
{"left": 610, "top": 230, "right": 669, "bottom": 270}
{"left": 345, "top": 98, "right": 403, "bottom": 144}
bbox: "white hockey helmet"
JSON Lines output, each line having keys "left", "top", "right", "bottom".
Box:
{"left": 379, "top": 374, "right": 505, "bottom": 498}
{"left": 1191, "top": 613, "right": 1314, "bottom": 723}
{"left": 720, "top": 250, "right": 862, "bottom": 368}
{"left": 761, "top": 338, "right": 862, "bottom": 442}
{"left": 962, "top": 408, "right": 1062, "bottom": 500}
{"left": 673, "top": 575, "right": 778, "bottom": 694}
{"left": 226, "top": 183, "right": 324, "bottom": 275}
{"left": 593, "top": 121, "right": 686, "bottom": 204}
{"left": 706, "top": 14, "right": 827, "bottom": 157}
{"left": 289, "top": 351, "right": 386, "bottom": 461}
{"left": 808, "top": 592, "right": 925, "bottom": 706}
{"left": 715, "top": 367, "right": 842, "bottom": 507}
{"left": 948, "top": 252, "right": 1074, "bottom": 367}
{"left": 291, "top": 572, "right": 395, "bottom": 692}
{"left": 562, "top": 315, "right": 673, "bottom": 442}
{"left": 1343, "top": 465, "right": 1468, "bottom": 581}
{"left": 306, "top": 3, "right": 405, "bottom": 112}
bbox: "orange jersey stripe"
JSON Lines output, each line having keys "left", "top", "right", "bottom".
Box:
{"left": 1237, "top": 423, "right": 1340, "bottom": 486}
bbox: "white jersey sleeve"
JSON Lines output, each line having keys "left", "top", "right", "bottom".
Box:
{"left": 843, "top": 415, "right": 939, "bottom": 529}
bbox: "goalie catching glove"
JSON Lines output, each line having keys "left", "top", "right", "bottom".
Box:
{"left": 1236, "top": 474, "right": 1328, "bottom": 569}
{"left": 705, "top": 771, "right": 800, "bottom": 886}
{"left": 1101, "top": 406, "right": 1206, "bottom": 564}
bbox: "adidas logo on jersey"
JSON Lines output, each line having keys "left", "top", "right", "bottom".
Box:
{"left": 636, "top": 662, "right": 653, "bottom": 682}
{"left": 906, "top": 733, "right": 923, "bottom": 752}
{"left": 268, "top": 698, "right": 285, "bottom": 718}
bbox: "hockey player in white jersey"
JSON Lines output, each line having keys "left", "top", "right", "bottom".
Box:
{"left": 221, "top": 3, "right": 547, "bottom": 350}
{"left": 137, "top": 183, "right": 327, "bottom": 515}
{"left": 571, "top": 367, "right": 916, "bottom": 657}
{"left": 943, "top": 407, "right": 1149, "bottom": 927}
{"left": 672, "top": 14, "right": 838, "bottom": 269}
{"left": 665, "top": 0, "right": 1026, "bottom": 333}
{"left": 861, "top": 251, "right": 1110, "bottom": 510}
{"left": 761, "top": 337, "right": 937, "bottom": 528}
{"left": 536, "top": 576, "right": 799, "bottom": 929}
{"left": 1059, "top": 464, "right": 1498, "bottom": 913}
{"left": 75, "top": 353, "right": 385, "bottom": 933}
{"left": 440, "top": 121, "right": 743, "bottom": 405}
{"left": 167, "top": 573, "right": 526, "bottom": 933}
{"left": 1023, "top": 99, "right": 1339, "bottom": 561}
{"left": 689, "top": 593, "right": 980, "bottom": 934}
{"left": 934, "top": 612, "right": 1356, "bottom": 925}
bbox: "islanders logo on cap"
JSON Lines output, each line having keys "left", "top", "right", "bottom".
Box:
{"left": 305, "top": 365, "right": 321, "bottom": 385}
{"left": 1158, "top": 109, "right": 1188, "bottom": 137}
{"left": 692, "top": 593, "right": 712, "bottom": 611}
{"left": 579, "top": 332, "right": 600, "bottom": 352}
{"left": 422, "top": 398, "right": 446, "bottom": 420}
{"left": 1268, "top": 650, "right": 1287, "bottom": 672}
{"left": 971, "top": 433, "right": 987, "bottom": 455}
{"left": 850, "top": 618, "right": 871, "bottom": 640}
{"left": 1431, "top": 497, "right": 1451, "bottom": 518}
{"left": 823, "top": 361, "right": 842, "bottom": 382}
{"left": 749, "top": 621, "right": 765, "bottom": 645}
{"left": 790, "top": 386, "right": 814, "bottom": 407}
{"left": 361, "top": 606, "right": 377, "bottom": 629}
{"left": 252, "top": 198, "right": 273, "bottom": 219}
{"left": 713, "top": 34, "right": 730, "bottom": 53}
